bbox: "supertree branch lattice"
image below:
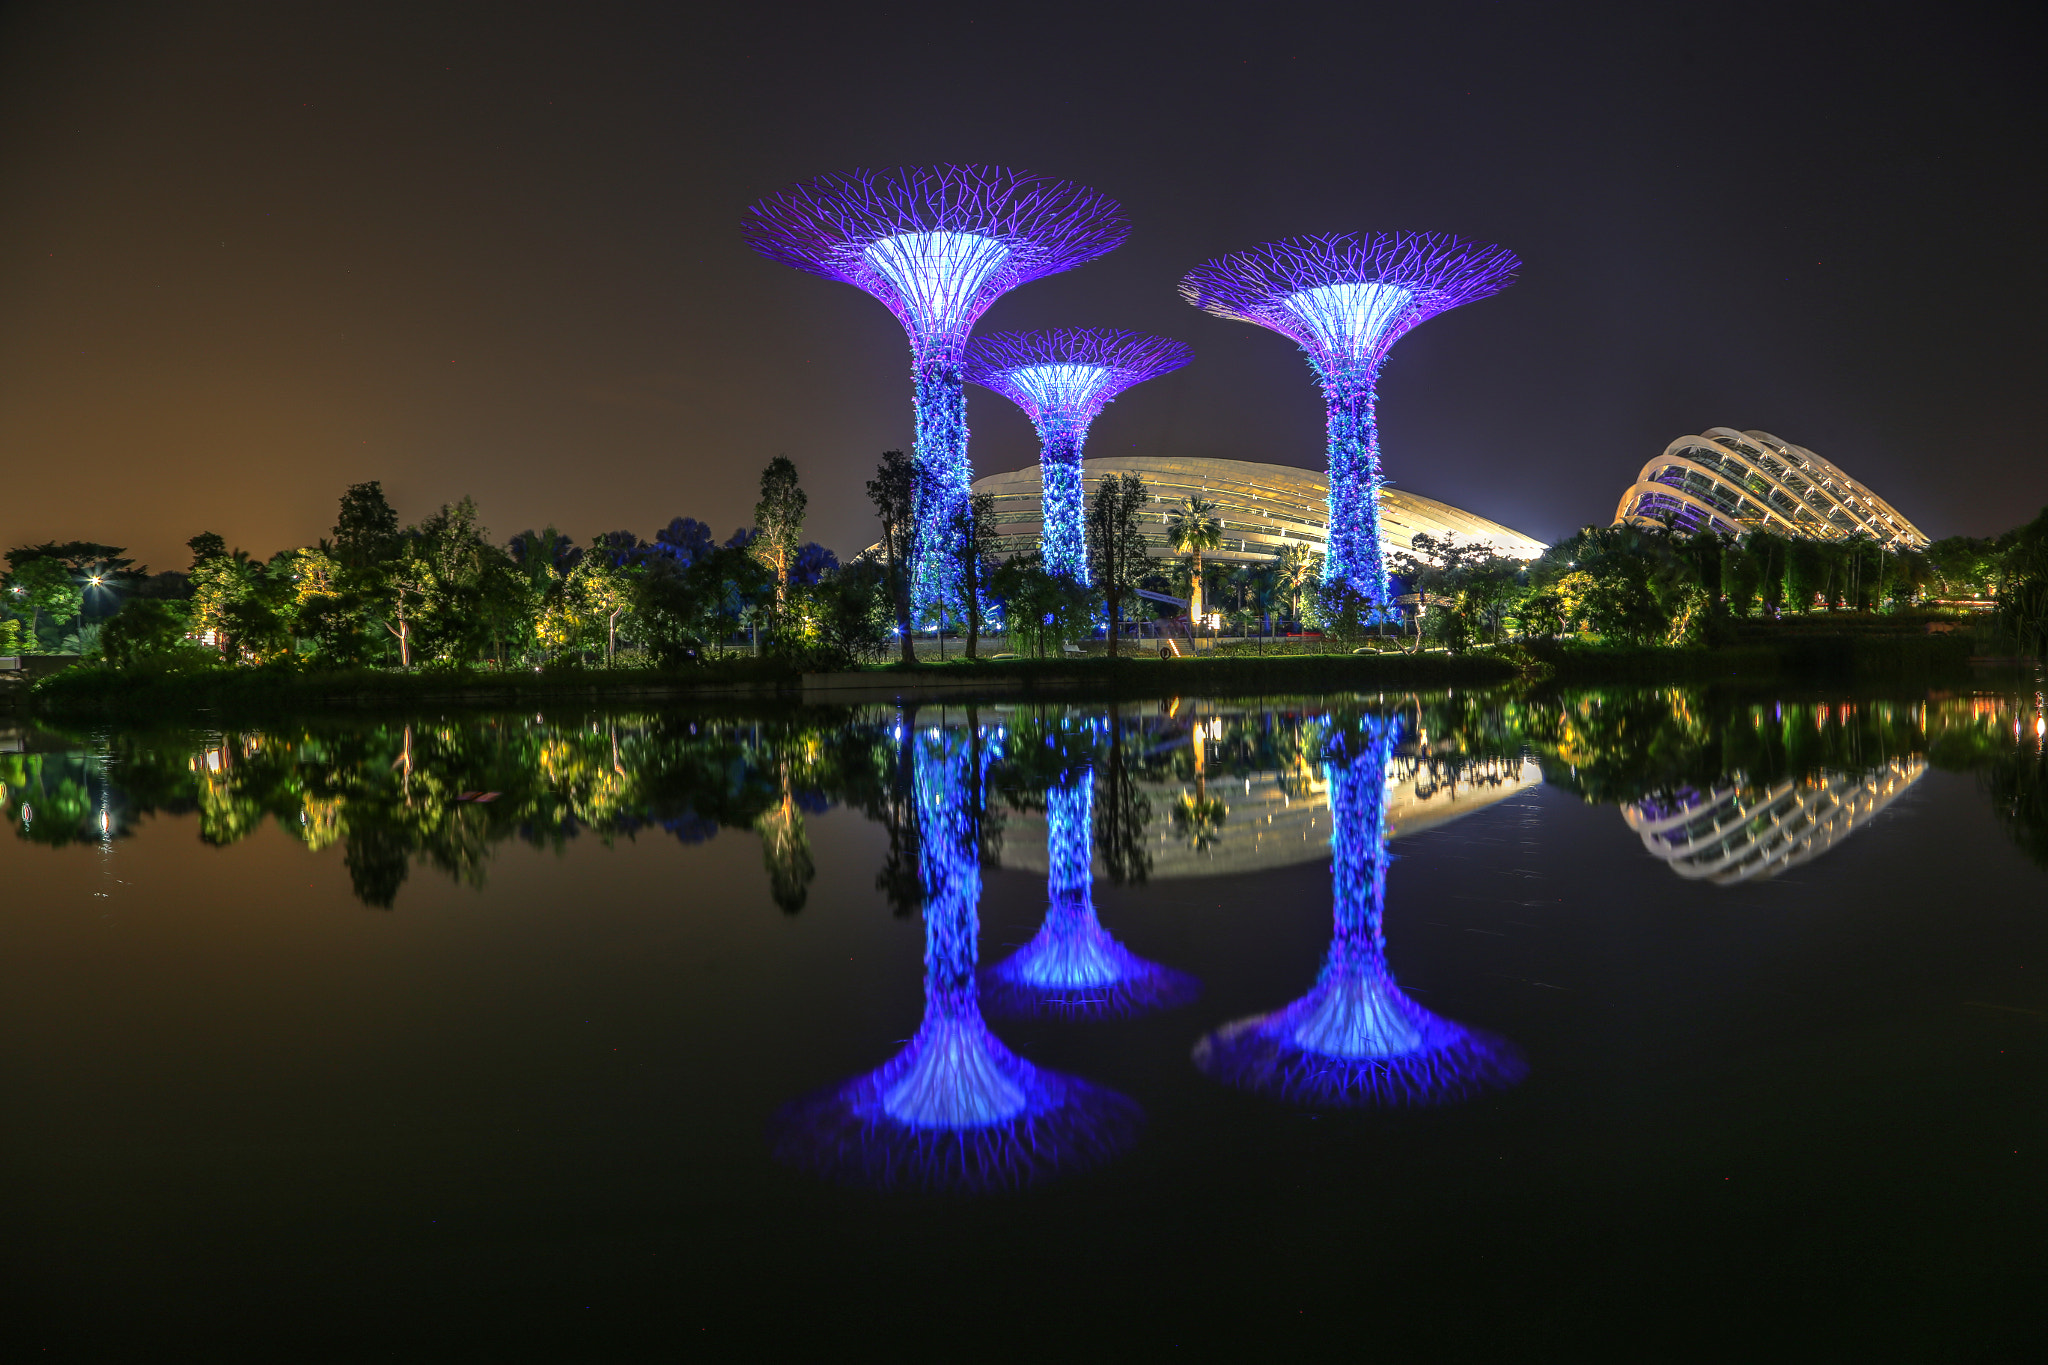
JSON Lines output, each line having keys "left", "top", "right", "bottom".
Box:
{"left": 982, "top": 769, "right": 1198, "bottom": 1018}
{"left": 745, "top": 167, "right": 1128, "bottom": 613}
{"left": 1192, "top": 714, "right": 1527, "bottom": 1106}
{"left": 770, "top": 725, "right": 1142, "bottom": 1192}
{"left": 964, "top": 329, "right": 1192, "bottom": 583}
{"left": 1180, "top": 233, "right": 1517, "bottom": 607}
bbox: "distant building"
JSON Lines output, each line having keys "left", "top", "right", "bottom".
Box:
{"left": 1613, "top": 428, "right": 1926, "bottom": 547}
{"left": 968, "top": 455, "right": 1548, "bottom": 566}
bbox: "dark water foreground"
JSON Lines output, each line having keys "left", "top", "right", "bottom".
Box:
{"left": 3, "top": 681, "right": 2044, "bottom": 1358}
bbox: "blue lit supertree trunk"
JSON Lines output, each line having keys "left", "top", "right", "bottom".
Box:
{"left": 965, "top": 329, "right": 1192, "bottom": 586}
{"left": 983, "top": 769, "right": 1197, "bottom": 1018}
{"left": 743, "top": 168, "right": 1129, "bottom": 618}
{"left": 1192, "top": 713, "right": 1526, "bottom": 1105}
{"left": 1181, "top": 233, "right": 1518, "bottom": 616}
{"left": 1321, "top": 359, "right": 1392, "bottom": 608}
{"left": 772, "top": 722, "right": 1142, "bottom": 1190}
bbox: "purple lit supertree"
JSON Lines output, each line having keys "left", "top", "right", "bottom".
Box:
{"left": 982, "top": 769, "right": 1198, "bottom": 1018}
{"left": 1180, "top": 234, "right": 1518, "bottom": 611}
{"left": 1192, "top": 714, "right": 1526, "bottom": 1106}
{"left": 963, "top": 329, "right": 1191, "bottom": 583}
{"left": 744, "top": 167, "right": 1128, "bottom": 615}
{"left": 772, "top": 724, "right": 1141, "bottom": 1191}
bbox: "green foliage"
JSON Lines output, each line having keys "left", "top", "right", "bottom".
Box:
{"left": 993, "top": 553, "right": 1092, "bottom": 658}
{"left": 1087, "top": 472, "right": 1150, "bottom": 657}
{"left": 945, "top": 490, "right": 999, "bottom": 657}
{"left": 865, "top": 450, "right": 917, "bottom": 662}
{"left": 4, "top": 555, "right": 83, "bottom": 650}
{"left": 98, "top": 600, "right": 200, "bottom": 668}
{"left": 751, "top": 456, "right": 808, "bottom": 604}
{"left": 634, "top": 544, "right": 775, "bottom": 666}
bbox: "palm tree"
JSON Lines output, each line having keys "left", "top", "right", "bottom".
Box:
{"left": 1166, "top": 494, "right": 1224, "bottom": 633}
{"left": 1275, "top": 542, "right": 1320, "bottom": 629}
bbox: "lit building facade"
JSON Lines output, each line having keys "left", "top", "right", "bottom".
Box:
{"left": 968, "top": 454, "right": 1547, "bottom": 568}
{"left": 1614, "top": 428, "right": 1926, "bottom": 547}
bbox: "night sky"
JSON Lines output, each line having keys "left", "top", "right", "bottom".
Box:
{"left": 2, "top": 1, "right": 2041, "bottom": 573}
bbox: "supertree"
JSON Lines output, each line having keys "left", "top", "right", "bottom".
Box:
{"left": 982, "top": 769, "right": 1198, "bottom": 1018}
{"left": 1192, "top": 713, "right": 1526, "bottom": 1106}
{"left": 963, "top": 329, "right": 1191, "bottom": 583}
{"left": 771, "top": 724, "right": 1141, "bottom": 1191}
{"left": 744, "top": 167, "right": 1128, "bottom": 614}
{"left": 1179, "top": 233, "right": 1518, "bottom": 610}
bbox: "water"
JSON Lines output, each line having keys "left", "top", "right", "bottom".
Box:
{"left": 3, "top": 684, "right": 2044, "bottom": 1357}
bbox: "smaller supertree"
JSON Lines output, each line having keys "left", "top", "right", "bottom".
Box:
{"left": 983, "top": 770, "right": 1198, "bottom": 1018}
{"left": 772, "top": 726, "right": 1141, "bottom": 1191}
{"left": 745, "top": 167, "right": 1127, "bottom": 614}
{"left": 1181, "top": 233, "right": 1517, "bottom": 612}
{"left": 964, "top": 329, "right": 1191, "bottom": 583}
{"left": 1192, "top": 714, "right": 1526, "bottom": 1106}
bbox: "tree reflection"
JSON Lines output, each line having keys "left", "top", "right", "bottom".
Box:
{"left": 983, "top": 770, "right": 1197, "bottom": 1019}
{"left": 771, "top": 723, "right": 1141, "bottom": 1191}
{"left": 1193, "top": 714, "right": 1527, "bottom": 1106}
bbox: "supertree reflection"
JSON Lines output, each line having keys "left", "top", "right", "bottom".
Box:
{"left": 984, "top": 770, "right": 1197, "bottom": 1019}
{"left": 773, "top": 724, "right": 1141, "bottom": 1190}
{"left": 1193, "top": 715, "right": 1526, "bottom": 1106}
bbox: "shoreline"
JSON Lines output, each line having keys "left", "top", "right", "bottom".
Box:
{"left": 4, "top": 631, "right": 1988, "bottom": 721}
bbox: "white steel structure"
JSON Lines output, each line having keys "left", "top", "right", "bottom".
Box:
{"left": 970, "top": 455, "right": 1547, "bottom": 566}
{"left": 1614, "top": 428, "right": 1926, "bottom": 548}
{"left": 1621, "top": 757, "right": 1926, "bottom": 884}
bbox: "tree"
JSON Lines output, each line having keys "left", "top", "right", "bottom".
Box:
{"left": 752, "top": 456, "right": 808, "bottom": 609}
{"left": 1086, "top": 472, "right": 1150, "bottom": 659}
{"left": 334, "top": 481, "right": 401, "bottom": 572}
{"left": 992, "top": 553, "right": 1092, "bottom": 658}
{"left": 546, "top": 542, "right": 639, "bottom": 666}
{"left": 99, "top": 599, "right": 196, "bottom": 667}
{"left": 865, "top": 449, "right": 918, "bottom": 663}
{"left": 1166, "top": 493, "right": 1225, "bottom": 630}
{"left": 3, "top": 556, "right": 82, "bottom": 651}
{"left": 1275, "top": 542, "right": 1320, "bottom": 628}
{"left": 946, "top": 490, "right": 998, "bottom": 659}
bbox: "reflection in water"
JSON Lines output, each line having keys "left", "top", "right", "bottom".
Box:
{"left": 772, "top": 725, "right": 1141, "bottom": 1191}
{"left": 1624, "top": 759, "right": 1927, "bottom": 883}
{"left": 1194, "top": 715, "right": 1527, "bottom": 1106}
{"left": 983, "top": 771, "right": 1198, "bottom": 1019}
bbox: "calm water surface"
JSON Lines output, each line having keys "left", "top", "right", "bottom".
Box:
{"left": 3, "top": 683, "right": 2045, "bottom": 1358}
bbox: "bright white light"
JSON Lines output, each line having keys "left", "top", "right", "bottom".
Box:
{"left": 1003, "top": 362, "right": 1116, "bottom": 416}
{"left": 862, "top": 231, "right": 1010, "bottom": 340}
{"left": 1282, "top": 280, "right": 1413, "bottom": 362}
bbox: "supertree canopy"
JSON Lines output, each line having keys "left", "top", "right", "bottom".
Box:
{"left": 963, "top": 329, "right": 1191, "bottom": 583}
{"left": 744, "top": 167, "right": 1128, "bottom": 613}
{"left": 983, "top": 769, "right": 1198, "bottom": 1017}
{"left": 1192, "top": 714, "right": 1527, "bottom": 1106}
{"left": 771, "top": 724, "right": 1141, "bottom": 1191}
{"left": 1180, "top": 233, "right": 1517, "bottom": 609}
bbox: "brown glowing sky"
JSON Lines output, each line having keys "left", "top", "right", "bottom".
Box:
{"left": 2, "top": 1, "right": 2043, "bottom": 574}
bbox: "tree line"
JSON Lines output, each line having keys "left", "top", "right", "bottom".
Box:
{"left": 7, "top": 457, "right": 2048, "bottom": 669}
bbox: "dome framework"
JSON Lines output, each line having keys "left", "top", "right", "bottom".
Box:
{"left": 1614, "top": 428, "right": 1926, "bottom": 548}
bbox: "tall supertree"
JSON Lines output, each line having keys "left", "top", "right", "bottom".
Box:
{"left": 963, "top": 329, "right": 1191, "bottom": 583}
{"left": 982, "top": 769, "right": 1198, "bottom": 1018}
{"left": 772, "top": 724, "right": 1141, "bottom": 1191}
{"left": 744, "top": 167, "right": 1128, "bottom": 614}
{"left": 1192, "top": 714, "right": 1526, "bottom": 1106}
{"left": 1179, "top": 233, "right": 1518, "bottom": 610}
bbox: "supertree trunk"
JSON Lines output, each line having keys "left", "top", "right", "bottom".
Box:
{"left": 1036, "top": 423, "right": 1090, "bottom": 585}
{"left": 1322, "top": 365, "right": 1391, "bottom": 610}
{"left": 910, "top": 353, "right": 973, "bottom": 618}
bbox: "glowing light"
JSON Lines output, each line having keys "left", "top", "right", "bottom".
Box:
{"left": 1281, "top": 281, "right": 1413, "bottom": 364}
{"left": 1192, "top": 715, "right": 1527, "bottom": 1106}
{"left": 965, "top": 329, "right": 1191, "bottom": 583}
{"left": 983, "top": 771, "right": 1198, "bottom": 1017}
{"left": 772, "top": 726, "right": 1141, "bottom": 1190}
{"left": 1182, "top": 233, "right": 1517, "bottom": 608}
{"left": 746, "top": 166, "right": 1127, "bottom": 615}
{"left": 860, "top": 232, "right": 1011, "bottom": 349}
